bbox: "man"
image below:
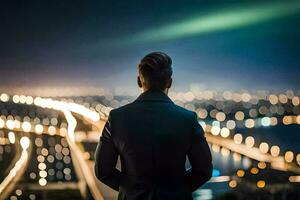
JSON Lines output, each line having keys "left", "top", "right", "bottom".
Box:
{"left": 95, "top": 52, "right": 212, "bottom": 200}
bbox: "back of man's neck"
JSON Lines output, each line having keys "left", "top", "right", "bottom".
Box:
{"left": 143, "top": 88, "right": 168, "bottom": 95}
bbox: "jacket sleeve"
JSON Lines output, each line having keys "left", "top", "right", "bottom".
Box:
{"left": 186, "top": 112, "right": 213, "bottom": 192}
{"left": 94, "top": 112, "right": 121, "bottom": 191}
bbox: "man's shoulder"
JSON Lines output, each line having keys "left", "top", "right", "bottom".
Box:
{"left": 110, "top": 100, "right": 196, "bottom": 118}
{"left": 108, "top": 101, "right": 136, "bottom": 115}
{"left": 171, "top": 103, "right": 196, "bottom": 118}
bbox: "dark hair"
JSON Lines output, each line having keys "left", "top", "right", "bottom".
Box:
{"left": 138, "top": 52, "right": 173, "bottom": 90}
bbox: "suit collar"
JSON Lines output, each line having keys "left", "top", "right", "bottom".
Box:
{"left": 135, "top": 89, "right": 174, "bottom": 103}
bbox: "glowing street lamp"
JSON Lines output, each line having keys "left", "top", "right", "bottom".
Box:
{"left": 20, "top": 137, "right": 30, "bottom": 150}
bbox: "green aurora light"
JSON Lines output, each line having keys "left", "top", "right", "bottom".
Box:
{"left": 130, "top": 1, "right": 300, "bottom": 43}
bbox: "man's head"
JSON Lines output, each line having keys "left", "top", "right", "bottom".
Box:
{"left": 138, "top": 52, "right": 173, "bottom": 92}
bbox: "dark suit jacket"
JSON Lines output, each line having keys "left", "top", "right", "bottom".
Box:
{"left": 95, "top": 90, "right": 212, "bottom": 200}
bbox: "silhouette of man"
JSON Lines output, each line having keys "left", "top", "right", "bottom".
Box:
{"left": 95, "top": 52, "right": 212, "bottom": 200}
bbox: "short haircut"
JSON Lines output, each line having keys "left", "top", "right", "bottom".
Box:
{"left": 138, "top": 52, "right": 173, "bottom": 90}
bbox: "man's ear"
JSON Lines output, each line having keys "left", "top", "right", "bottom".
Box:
{"left": 167, "top": 78, "right": 172, "bottom": 88}
{"left": 137, "top": 76, "right": 142, "bottom": 88}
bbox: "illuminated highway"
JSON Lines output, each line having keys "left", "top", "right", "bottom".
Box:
{"left": 0, "top": 90, "right": 300, "bottom": 199}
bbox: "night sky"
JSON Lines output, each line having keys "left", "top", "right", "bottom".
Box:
{"left": 1, "top": 1, "right": 300, "bottom": 94}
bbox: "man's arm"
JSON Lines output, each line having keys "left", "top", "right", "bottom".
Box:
{"left": 94, "top": 113, "right": 121, "bottom": 191}
{"left": 186, "top": 112, "right": 213, "bottom": 192}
